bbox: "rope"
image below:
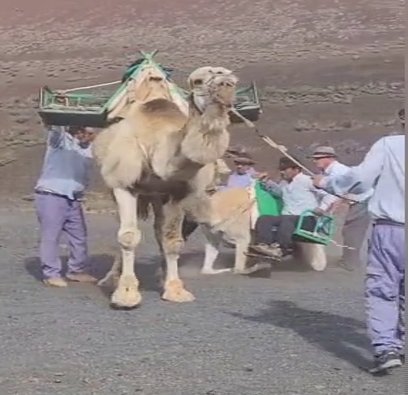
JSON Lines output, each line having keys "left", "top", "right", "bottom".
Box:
{"left": 61, "top": 80, "right": 122, "bottom": 93}
{"left": 329, "top": 239, "right": 356, "bottom": 250}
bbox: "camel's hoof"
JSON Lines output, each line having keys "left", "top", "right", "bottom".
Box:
{"left": 201, "top": 268, "right": 231, "bottom": 275}
{"left": 162, "top": 279, "right": 195, "bottom": 303}
{"left": 110, "top": 275, "right": 142, "bottom": 309}
{"left": 233, "top": 263, "right": 271, "bottom": 275}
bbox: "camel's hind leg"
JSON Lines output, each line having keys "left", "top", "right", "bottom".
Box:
{"left": 161, "top": 200, "right": 195, "bottom": 303}
{"left": 151, "top": 199, "right": 166, "bottom": 287}
{"left": 201, "top": 228, "right": 230, "bottom": 274}
{"left": 110, "top": 188, "right": 142, "bottom": 309}
{"left": 232, "top": 236, "right": 251, "bottom": 274}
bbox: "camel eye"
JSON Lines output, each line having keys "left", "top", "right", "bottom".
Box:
{"left": 194, "top": 79, "right": 203, "bottom": 86}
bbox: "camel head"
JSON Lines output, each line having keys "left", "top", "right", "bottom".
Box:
{"left": 128, "top": 64, "right": 173, "bottom": 103}
{"left": 188, "top": 66, "right": 238, "bottom": 113}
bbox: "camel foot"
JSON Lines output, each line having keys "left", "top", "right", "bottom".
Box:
{"left": 97, "top": 271, "right": 120, "bottom": 288}
{"left": 201, "top": 268, "right": 231, "bottom": 275}
{"left": 110, "top": 275, "right": 142, "bottom": 309}
{"left": 233, "top": 263, "right": 271, "bottom": 275}
{"left": 162, "top": 279, "right": 195, "bottom": 303}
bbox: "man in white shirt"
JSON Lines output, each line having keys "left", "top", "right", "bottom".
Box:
{"left": 309, "top": 146, "right": 372, "bottom": 271}
{"left": 313, "top": 128, "right": 405, "bottom": 373}
{"left": 251, "top": 157, "right": 333, "bottom": 258}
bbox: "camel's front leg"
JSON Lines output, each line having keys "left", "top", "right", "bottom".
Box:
{"left": 110, "top": 188, "right": 142, "bottom": 309}
{"left": 161, "top": 201, "right": 195, "bottom": 303}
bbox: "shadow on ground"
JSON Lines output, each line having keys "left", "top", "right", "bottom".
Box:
{"left": 24, "top": 254, "right": 163, "bottom": 295}
{"left": 229, "top": 299, "right": 372, "bottom": 370}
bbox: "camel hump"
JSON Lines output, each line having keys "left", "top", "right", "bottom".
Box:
{"left": 142, "top": 98, "right": 183, "bottom": 116}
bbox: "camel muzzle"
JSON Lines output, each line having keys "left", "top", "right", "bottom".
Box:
{"left": 211, "top": 75, "right": 238, "bottom": 107}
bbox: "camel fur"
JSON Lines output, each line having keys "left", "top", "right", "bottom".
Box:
{"left": 92, "top": 61, "right": 238, "bottom": 308}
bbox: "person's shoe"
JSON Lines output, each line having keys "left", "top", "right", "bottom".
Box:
{"left": 66, "top": 273, "right": 98, "bottom": 283}
{"left": 250, "top": 243, "right": 283, "bottom": 258}
{"left": 369, "top": 350, "right": 402, "bottom": 374}
{"left": 43, "top": 277, "right": 68, "bottom": 287}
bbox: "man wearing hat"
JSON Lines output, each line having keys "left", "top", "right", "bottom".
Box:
{"left": 224, "top": 151, "right": 257, "bottom": 189}
{"left": 310, "top": 145, "right": 372, "bottom": 271}
{"left": 251, "top": 156, "right": 333, "bottom": 258}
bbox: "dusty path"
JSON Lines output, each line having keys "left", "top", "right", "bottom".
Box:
{"left": 0, "top": 210, "right": 404, "bottom": 394}
{"left": 0, "top": 0, "right": 404, "bottom": 199}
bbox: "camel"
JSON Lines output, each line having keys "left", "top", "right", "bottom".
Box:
{"left": 98, "top": 183, "right": 328, "bottom": 288}
{"left": 197, "top": 186, "right": 328, "bottom": 274}
{"left": 92, "top": 58, "right": 238, "bottom": 308}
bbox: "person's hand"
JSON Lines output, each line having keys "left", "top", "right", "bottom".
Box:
{"left": 312, "top": 174, "right": 325, "bottom": 188}
{"left": 255, "top": 172, "right": 269, "bottom": 181}
{"left": 312, "top": 207, "right": 326, "bottom": 217}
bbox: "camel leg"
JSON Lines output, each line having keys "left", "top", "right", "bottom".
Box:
{"left": 161, "top": 201, "right": 195, "bottom": 303}
{"left": 233, "top": 236, "right": 251, "bottom": 274}
{"left": 97, "top": 252, "right": 121, "bottom": 288}
{"left": 296, "top": 242, "right": 327, "bottom": 271}
{"left": 152, "top": 199, "right": 166, "bottom": 286}
{"left": 201, "top": 228, "right": 230, "bottom": 274}
{"left": 110, "top": 188, "right": 142, "bottom": 309}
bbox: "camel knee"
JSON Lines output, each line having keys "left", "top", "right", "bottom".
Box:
{"left": 162, "top": 235, "right": 184, "bottom": 255}
{"left": 118, "top": 227, "right": 141, "bottom": 250}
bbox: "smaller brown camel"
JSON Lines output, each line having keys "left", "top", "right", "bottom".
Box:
{"left": 93, "top": 61, "right": 238, "bottom": 308}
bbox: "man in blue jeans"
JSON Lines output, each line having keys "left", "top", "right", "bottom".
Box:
{"left": 314, "top": 113, "right": 405, "bottom": 373}
{"left": 35, "top": 125, "right": 97, "bottom": 287}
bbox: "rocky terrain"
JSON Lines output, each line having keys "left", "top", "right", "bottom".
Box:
{"left": 0, "top": 0, "right": 404, "bottom": 206}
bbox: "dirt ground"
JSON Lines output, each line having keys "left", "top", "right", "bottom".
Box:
{"left": 0, "top": 0, "right": 404, "bottom": 205}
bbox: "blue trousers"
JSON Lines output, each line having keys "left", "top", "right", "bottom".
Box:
{"left": 35, "top": 193, "right": 88, "bottom": 279}
{"left": 366, "top": 222, "right": 405, "bottom": 355}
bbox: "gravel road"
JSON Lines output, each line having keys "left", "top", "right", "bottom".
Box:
{"left": 0, "top": 209, "right": 404, "bottom": 395}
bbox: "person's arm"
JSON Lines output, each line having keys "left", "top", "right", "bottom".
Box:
{"left": 259, "top": 179, "right": 283, "bottom": 197}
{"left": 47, "top": 125, "right": 67, "bottom": 148}
{"left": 304, "top": 176, "right": 337, "bottom": 214}
{"left": 318, "top": 138, "right": 386, "bottom": 195}
{"left": 315, "top": 188, "right": 339, "bottom": 213}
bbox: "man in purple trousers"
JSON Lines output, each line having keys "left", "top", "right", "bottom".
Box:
{"left": 34, "top": 125, "right": 97, "bottom": 287}
{"left": 314, "top": 109, "right": 405, "bottom": 373}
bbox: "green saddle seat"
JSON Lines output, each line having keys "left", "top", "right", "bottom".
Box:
{"left": 254, "top": 180, "right": 283, "bottom": 216}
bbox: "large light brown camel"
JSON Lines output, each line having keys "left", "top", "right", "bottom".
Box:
{"left": 92, "top": 61, "right": 238, "bottom": 308}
